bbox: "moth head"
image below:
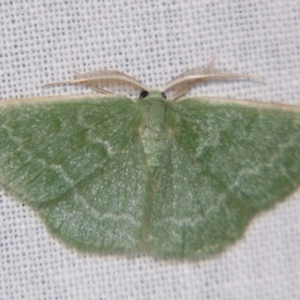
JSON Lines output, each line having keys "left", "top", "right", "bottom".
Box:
{"left": 139, "top": 90, "right": 167, "bottom": 100}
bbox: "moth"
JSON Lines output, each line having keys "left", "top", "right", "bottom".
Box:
{"left": 0, "top": 60, "right": 299, "bottom": 259}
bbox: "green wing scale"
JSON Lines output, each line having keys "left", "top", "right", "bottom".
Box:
{"left": 150, "top": 98, "right": 300, "bottom": 258}
{"left": 0, "top": 96, "right": 147, "bottom": 253}
{"left": 1, "top": 64, "right": 300, "bottom": 259}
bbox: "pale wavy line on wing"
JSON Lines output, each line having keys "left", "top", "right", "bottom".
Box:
{"left": 75, "top": 193, "right": 139, "bottom": 226}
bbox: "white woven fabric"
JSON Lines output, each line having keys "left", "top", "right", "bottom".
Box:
{"left": 0, "top": 1, "right": 299, "bottom": 299}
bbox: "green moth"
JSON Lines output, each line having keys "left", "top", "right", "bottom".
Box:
{"left": 0, "top": 61, "right": 300, "bottom": 260}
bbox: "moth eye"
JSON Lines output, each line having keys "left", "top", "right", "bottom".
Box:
{"left": 161, "top": 92, "right": 167, "bottom": 99}
{"left": 139, "top": 90, "right": 149, "bottom": 99}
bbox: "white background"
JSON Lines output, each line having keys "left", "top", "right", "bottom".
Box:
{"left": 0, "top": 1, "right": 299, "bottom": 299}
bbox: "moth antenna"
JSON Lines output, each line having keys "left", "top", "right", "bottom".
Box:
{"left": 71, "top": 70, "right": 114, "bottom": 94}
{"left": 162, "top": 59, "right": 265, "bottom": 101}
{"left": 42, "top": 70, "right": 149, "bottom": 95}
